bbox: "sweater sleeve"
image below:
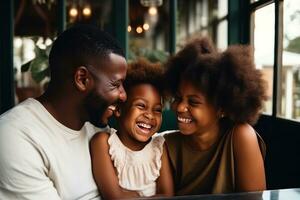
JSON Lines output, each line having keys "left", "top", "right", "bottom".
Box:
{"left": 0, "top": 124, "right": 61, "bottom": 200}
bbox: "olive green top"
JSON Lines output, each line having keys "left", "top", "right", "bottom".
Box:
{"left": 164, "top": 129, "right": 266, "bottom": 195}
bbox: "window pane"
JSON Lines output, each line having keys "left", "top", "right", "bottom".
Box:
{"left": 217, "top": 0, "right": 228, "bottom": 18}
{"left": 177, "top": 0, "right": 206, "bottom": 50}
{"left": 253, "top": 4, "right": 275, "bottom": 115}
{"left": 217, "top": 20, "right": 227, "bottom": 50}
{"left": 176, "top": 0, "right": 228, "bottom": 50}
{"left": 279, "top": 0, "right": 300, "bottom": 120}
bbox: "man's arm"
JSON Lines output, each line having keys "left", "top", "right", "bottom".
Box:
{"left": 0, "top": 127, "right": 61, "bottom": 200}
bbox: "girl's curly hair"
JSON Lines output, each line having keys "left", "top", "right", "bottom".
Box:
{"left": 165, "top": 37, "right": 268, "bottom": 125}
{"left": 124, "top": 58, "right": 165, "bottom": 96}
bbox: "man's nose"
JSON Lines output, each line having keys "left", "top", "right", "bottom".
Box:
{"left": 119, "top": 85, "right": 127, "bottom": 102}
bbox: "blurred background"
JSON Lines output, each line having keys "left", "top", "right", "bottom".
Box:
{"left": 1, "top": 0, "right": 299, "bottom": 122}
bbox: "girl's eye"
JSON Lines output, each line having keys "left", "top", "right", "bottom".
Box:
{"left": 154, "top": 107, "right": 162, "bottom": 113}
{"left": 136, "top": 103, "right": 145, "bottom": 109}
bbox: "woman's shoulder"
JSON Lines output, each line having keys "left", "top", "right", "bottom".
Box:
{"left": 230, "top": 123, "right": 266, "bottom": 157}
{"left": 231, "top": 123, "right": 259, "bottom": 144}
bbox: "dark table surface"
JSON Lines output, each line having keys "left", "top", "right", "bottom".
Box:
{"left": 142, "top": 188, "right": 300, "bottom": 200}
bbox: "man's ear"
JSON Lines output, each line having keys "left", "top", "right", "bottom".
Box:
{"left": 74, "top": 66, "right": 92, "bottom": 92}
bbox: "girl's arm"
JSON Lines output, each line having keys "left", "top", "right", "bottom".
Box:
{"left": 90, "top": 132, "right": 139, "bottom": 199}
{"left": 156, "top": 143, "right": 174, "bottom": 197}
{"left": 233, "top": 124, "right": 266, "bottom": 192}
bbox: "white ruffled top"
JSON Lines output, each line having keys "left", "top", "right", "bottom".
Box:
{"left": 107, "top": 128, "right": 165, "bottom": 197}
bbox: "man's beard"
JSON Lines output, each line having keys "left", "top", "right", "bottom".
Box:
{"left": 85, "top": 94, "right": 110, "bottom": 127}
{"left": 89, "top": 103, "right": 108, "bottom": 127}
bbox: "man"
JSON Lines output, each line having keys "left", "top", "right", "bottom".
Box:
{"left": 0, "top": 25, "right": 127, "bottom": 199}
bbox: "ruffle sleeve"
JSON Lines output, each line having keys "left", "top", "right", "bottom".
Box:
{"left": 107, "top": 130, "right": 165, "bottom": 196}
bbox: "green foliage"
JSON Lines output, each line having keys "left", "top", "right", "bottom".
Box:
{"left": 21, "top": 45, "right": 51, "bottom": 84}
{"left": 286, "top": 36, "right": 300, "bottom": 54}
{"left": 129, "top": 48, "right": 169, "bottom": 63}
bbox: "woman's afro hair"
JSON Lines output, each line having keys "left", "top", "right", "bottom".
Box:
{"left": 164, "top": 37, "right": 268, "bottom": 125}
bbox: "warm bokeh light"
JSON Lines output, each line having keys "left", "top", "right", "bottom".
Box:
{"left": 143, "top": 23, "right": 150, "bottom": 30}
{"left": 136, "top": 26, "right": 143, "bottom": 34}
{"left": 69, "top": 7, "right": 78, "bottom": 17}
{"left": 82, "top": 7, "right": 92, "bottom": 17}
{"left": 148, "top": 6, "right": 157, "bottom": 16}
{"left": 128, "top": 25, "right": 132, "bottom": 32}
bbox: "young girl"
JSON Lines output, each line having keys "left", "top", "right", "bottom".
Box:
{"left": 163, "top": 37, "right": 267, "bottom": 195}
{"left": 90, "top": 59, "right": 174, "bottom": 199}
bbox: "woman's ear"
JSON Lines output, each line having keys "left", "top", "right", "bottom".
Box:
{"left": 74, "top": 66, "right": 92, "bottom": 92}
{"left": 218, "top": 109, "right": 225, "bottom": 119}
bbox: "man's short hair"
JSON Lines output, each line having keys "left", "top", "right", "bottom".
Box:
{"left": 49, "top": 24, "right": 124, "bottom": 82}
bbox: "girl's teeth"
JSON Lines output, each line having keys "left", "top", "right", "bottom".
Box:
{"left": 137, "top": 123, "right": 151, "bottom": 129}
{"left": 178, "top": 117, "right": 192, "bottom": 123}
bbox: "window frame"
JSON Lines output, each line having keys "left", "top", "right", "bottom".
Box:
{"left": 250, "top": 0, "right": 284, "bottom": 119}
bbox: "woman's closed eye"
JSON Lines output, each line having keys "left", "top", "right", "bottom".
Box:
{"left": 188, "top": 99, "right": 202, "bottom": 106}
